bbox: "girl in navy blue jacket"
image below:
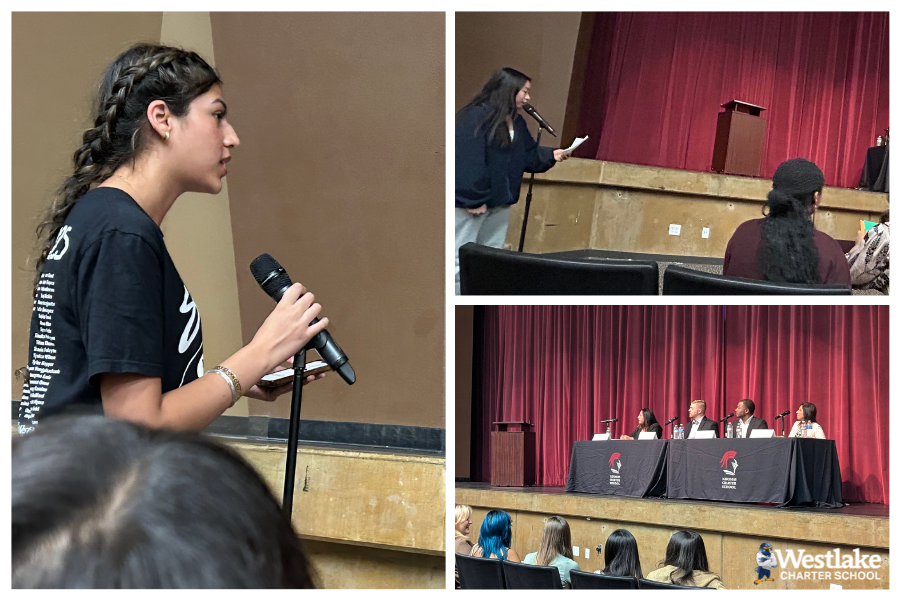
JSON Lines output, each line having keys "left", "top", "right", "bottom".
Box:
{"left": 455, "top": 68, "right": 567, "bottom": 293}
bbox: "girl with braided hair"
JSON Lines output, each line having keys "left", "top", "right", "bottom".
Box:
{"left": 722, "top": 158, "right": 850, "bottom": 285}
{"left": 19, "top": 44, "right": 327, "bottom": 434}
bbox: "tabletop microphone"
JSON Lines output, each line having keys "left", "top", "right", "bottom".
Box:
{"left": 599, "top": 418, "right": 618, "bottom": 424}
{"left": 522, "top": 103, "right": 558, "bottom": 137}
{"left": 665, "top": 416, "right": 679, "bottom": 425}
{"left": 250, "top": 253, "right": 355, "bottom": 385}
{"left": 776, "top": 410, "right": 791, "bottom": 418}
{"left": 718, "top": 413, "right": 735, "bottom": 423}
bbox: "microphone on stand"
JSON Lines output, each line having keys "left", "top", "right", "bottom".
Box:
{"left": 718, "top": 413, "right": 735, "bottom": 423}
{"left": 776, "top": 410, "right": 791, "bottom": 418}
{"left": 250, "top": 253, "right": 356, "bottom": 385}
{"left": 665, "top": 416, "right": 679, "bottom": 426}
{"left": 599, "top": 418, "right": 618, "bottom": 424}
{"left": 522, "top": 103, "right": 557, "bottom": 137}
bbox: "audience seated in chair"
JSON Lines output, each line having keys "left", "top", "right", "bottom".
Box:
{"left": 644, "top": 530, "right": 725, "bottom": 589}
{"left": 12, "top": 415, "right": 315, "bottom": 588}
{"left": 522, "top": 516, "right": 580, "bottom": 588}
{"left": 454, "top": 504, "right": 475, "bottom": 588}
{"left": 471, "top": 510, "right": 520, "bottom": 562}
{"left": 846, "top": 210, "right": 889, "bottom": 294}
{"left": 593, "top": 529, "right": 643, "bottom": 579}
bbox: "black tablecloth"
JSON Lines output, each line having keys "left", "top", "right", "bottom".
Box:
{"left": 667, "top": 438, "right": 842, "bottom": 508}
{"left": 565, "top": 440, "right": 668, "bottom": 497}
{"left": 859, "top": 145, "right": 889, "bottom": 192}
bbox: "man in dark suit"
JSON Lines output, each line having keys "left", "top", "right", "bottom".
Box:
{"left": 686, "top": 399, "right": 719, "bottom": 438}
{"left": 734, "top": 398, "right": 768, "bottom": 438}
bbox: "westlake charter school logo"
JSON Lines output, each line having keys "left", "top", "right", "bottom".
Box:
{"left": 757, "top": 544, "right": 883, "bottom": 583}
{"left": 720, "top": 450, "right": 738, "bottom": 489}
{"left": 608, "top": 452, "right": 622, "bottom": 486}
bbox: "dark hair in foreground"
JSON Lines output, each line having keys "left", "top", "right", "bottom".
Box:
{"left": 477, "top": 510, "right": 513, "bottom": 560}
{"left": 661, "top": 530, "right": 714, "bottom": 586}
{"left": 12, "top": 415, "right": 315, "bottom": 588}
{"left": 799, "top": 402, "right": 818, "bottom": 423}
{"left": 758, "top": 158, "right": 825, "bottom": 284}
{"left": 33, "top": 43, "right": 221, "bottom": 297}
{"left": 458, "top": 67, "right": 530, "bottom": 148}
{"left": 602, "top": 529, "right": 643, "bottom": 579}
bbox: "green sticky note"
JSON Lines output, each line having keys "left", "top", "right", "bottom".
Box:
{"left": 863, "top": 220, "right": 879, "bottom": 232}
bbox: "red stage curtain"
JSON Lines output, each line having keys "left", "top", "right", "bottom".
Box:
{"left": 574, "top": 12, "right": 889, "bottom": 189}
{"left": 475, "top": 305, "right": 888, "bottom": 504}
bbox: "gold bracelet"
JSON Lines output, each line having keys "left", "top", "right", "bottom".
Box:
{"left": 207, "top": 366, "right": 242, "bottom": 407}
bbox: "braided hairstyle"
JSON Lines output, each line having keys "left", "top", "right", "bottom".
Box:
{"left": 32, "top": 44, "right": 221, "bottom": 296}
{"left": 758, "top": 158, "right": 825, "bottom": 284}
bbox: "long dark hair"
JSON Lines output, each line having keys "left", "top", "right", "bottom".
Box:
{"left": 12, "top": 415, "right": 314, "bottom": 588}
{"left": 535, "top": 516, "right": 573, "bottom": 565}
{"left": 661, "top": 530, "right": 714, "bottom": 586}
{"left": 32, "top": 43, "right": 222, "bottom": 296}
{"left": 639, "top": 408, "right": 659, "bottom": 430}
{"left": 758, "top": 158, "right": 825, "bottom": 284}
{"left": 476, "top": 510, "right": 513, "bottom": 560}
{"left": 458, "top": 67, "right": 530, "bottom": 148}
{"left": 602, "top": 529, "right": 642, "bottom": 578}
{"left": 799, "top": 402, "right": 818, "bottom": 423}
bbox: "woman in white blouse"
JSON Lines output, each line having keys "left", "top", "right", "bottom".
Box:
{"left": 788, "top": 402, "right": 826, "bottom": 439}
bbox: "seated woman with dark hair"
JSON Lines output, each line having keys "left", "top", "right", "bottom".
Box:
{"left": 723, "top": 158, "right": 850, "bottom": 285}
{"left": 621, "top": 408, "right": 663, "bottom": 440}
{"left": 645, "top": 530, "right": 725, "bottom": 589}
{"left": 788, "top": 402, "right": 826, "bottom": 439}
{"left": 12, "top": 415, "right": 315, "bottom": 588}
{"left": 471, "top": 509, "right": 520, "bottom": 562}
{"left": 593, "top": 529, "right": 642, "bottom": 579}
{"left": 523, "top": 516, "right": 580, "bottom": 588}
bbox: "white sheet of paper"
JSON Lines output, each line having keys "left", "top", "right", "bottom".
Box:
{"left": 561, "top": 135, "right": 588, "bottom": 156}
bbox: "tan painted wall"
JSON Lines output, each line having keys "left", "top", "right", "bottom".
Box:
{"left": 303, "top": 540, "right": 444, "bottom": 589}
{"left": 210, "top": 13, "right": 445, "bottom": 428}
{"left": 458, "top": 488, "right": 889, "bottom": 590}
{"left": 455, "top": 306, "right": 473, "bottom": 479}
{"left": 507, "top": 159, "right": 889, "bottom": 255}
{"left": 456, "top": 12, "right": 582, "bottom": 146}
{"left": 10, "top": 12, "right": 163, "bottom": 398}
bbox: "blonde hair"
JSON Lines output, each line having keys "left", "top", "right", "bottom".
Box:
{"left": 535, "top": 516, "right": 573, "bottom": 565}
{"left": 691, "top": 399, "right": 707, "bottom": 413}
{"left": 455, "top": 504, "right": 472, "bottom": 540}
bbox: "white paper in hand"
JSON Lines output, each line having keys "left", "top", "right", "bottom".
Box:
{"left": 561, "top": 135, "right": 588, "bottom": 156}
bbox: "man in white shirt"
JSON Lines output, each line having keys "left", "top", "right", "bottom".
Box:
{"left": 734, "top": 398, "right": 768, "bottom": 438}
{"left": 686, "top": 399, "right": 719, "bottom": 438}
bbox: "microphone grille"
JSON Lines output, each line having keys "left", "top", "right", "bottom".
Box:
{"left": 522, "top": 103, "right": 534, "bottom": 113}
{"left": 250, "top": 253, "right": 293, "bottom": 301}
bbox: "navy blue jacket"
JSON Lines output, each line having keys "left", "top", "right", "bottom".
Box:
{"left": 455, "top": 104, "right": 557, "bottom": 209}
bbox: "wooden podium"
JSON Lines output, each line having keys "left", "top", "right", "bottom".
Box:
{"left": 711, "top": 100, "right": 767, "bottom": 177}
{"left": 490, "top": 421, "right": 536, "bottom": 487}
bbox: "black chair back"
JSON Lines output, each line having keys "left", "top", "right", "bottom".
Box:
{"left": 662, "top": 265, "right": 851, "bottom": 295}
{"left": 638, "top": 578, "right": 715, "bottom": 590}
{"left": 459, "top": 242, "right": 658, "bottom": 295}
{"left": 570, "top": 570, "right": 638, "bottom": 589}
{"left": 456, "top": 553, "right": 506, "bottom": 589}
{"left": 501, "top": 560, "right": 564, "bottom": 589}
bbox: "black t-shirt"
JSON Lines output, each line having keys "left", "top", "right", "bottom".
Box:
{"left": 18, "top": 187, "right": 204, "bottom": 433}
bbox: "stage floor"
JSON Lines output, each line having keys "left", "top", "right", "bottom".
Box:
{"left": 455, "top": 481, "right": 889, "bottom": 518}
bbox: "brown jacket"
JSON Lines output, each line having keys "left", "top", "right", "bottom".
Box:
{"left": 454, "top": 536, "right": 474, "bottom": 588}
{"left": 645, "top": 565, "right": 725, "bottom": 589}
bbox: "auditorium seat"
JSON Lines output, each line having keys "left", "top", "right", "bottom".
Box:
{"left": 456, "top": 554, "right": 506, "bottom": 589}
{"left": 570, "top": 570, "right": 638, "bottom": 589}
{"left": 501, "top": 561, "right": 564, "bottom": 589}
{"left": 638, "top": 578, "right": 715, "bottom": 590}
{"left": 459, "top": 243, "right": 659, "bottom": 295}
{"left": 662, "top": 265, "right": 851, "bottom": 295}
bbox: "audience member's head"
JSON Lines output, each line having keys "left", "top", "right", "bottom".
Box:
{"left": 602, "top": 529, "right": 642, "bottom": 578}
{"left": 12, "top": 415, "right": 315, "bottom": 588}
{"left": 760, "top": 158, "right": 825, "bottom": 283}
{"left": 797, "top": 402, "right": 818, "bottom": 423}
{"left": 535, "top": 516, "right": 573, "bottom": 565}
{"left": 735, "top": 399, "right": 755, "bottom": 420}
{"left": 455, "top": 504, "right": 473, "bottom": 539}
{"left": 688, "top": 400, "right": 707, "bottom": 420}
{"left": 477, "top": 510, "right": 513, "bottom": 560}
{"left": 638, "top": 409, "right": 658, "bottom": 430}
{"left": 661, "top": 530, "right": 712, "bottom": 586}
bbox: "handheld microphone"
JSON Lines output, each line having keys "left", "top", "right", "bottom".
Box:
{"left": 776, "top": 410, "right": 791, "bottom": 418}
{"left": 599, "top": 418, "right": 618, "bottom": 424}
{"left": 522, "top": 103, "right": 558, "bottom": 137}
{"left": 250, "top": 253, "right": 356, "bottom": 385}
{"left": 718, "top": 413, "right": 735, "bottom": 423}
{"left": 665, "top": 416, "right": 679, "bottom": 425}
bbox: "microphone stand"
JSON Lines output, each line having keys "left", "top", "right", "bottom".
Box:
{"left": 775, "top": 414, "right": 786, "bottom": 437}
{"left": 517, "top": 125, "right": 543, "bottom": 252}
{"left": 282, "top": 348, "right": 307, "bottom": 519}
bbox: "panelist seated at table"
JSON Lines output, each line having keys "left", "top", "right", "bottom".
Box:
{"left": 620, "top": 408, "right": 663, "bottom": 440}
{"left": 788, "top": 402, "right": 826, "bottom": 439}
{"left": 686, "top": 400, "right": 719, "bottom": 438}
{"left": 734, "top": 398, "right": 768, "bottom": 438}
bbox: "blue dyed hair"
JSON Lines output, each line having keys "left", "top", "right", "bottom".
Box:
{"left": 477, "top": 510, "right": 512, "bottom": 560}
